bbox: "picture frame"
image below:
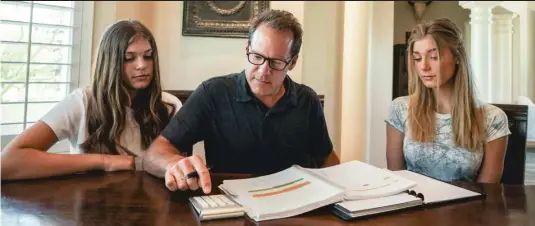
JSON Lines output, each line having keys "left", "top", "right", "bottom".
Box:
{"left": 182, "top": 1, "right": 270, "bottom": 38}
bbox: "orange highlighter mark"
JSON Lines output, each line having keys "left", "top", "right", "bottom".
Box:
{"left": 252, "top": 181, "right": 312, "bottom": 198}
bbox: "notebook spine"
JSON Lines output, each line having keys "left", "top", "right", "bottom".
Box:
{"left": 406, "top": 190, "right": 425, "bottom": 201}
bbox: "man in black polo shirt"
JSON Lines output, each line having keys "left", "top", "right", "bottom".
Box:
{"left": 143, "top": 9, "right": 339, "bottom": 193}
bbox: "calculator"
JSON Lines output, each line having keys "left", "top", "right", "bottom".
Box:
{"left": 189, "top": 195, "right": 245, "bottom": 221}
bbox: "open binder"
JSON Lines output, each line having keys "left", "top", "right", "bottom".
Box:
{"left": 218, "top": 161, "right": 417, "bottom": 221}
{"left": 332, "top": 170, "right": 485, "bottom": 220}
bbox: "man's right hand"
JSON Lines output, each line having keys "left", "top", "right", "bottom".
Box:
{"left": 164, "top": 154, "right": 211, "bottom": 193}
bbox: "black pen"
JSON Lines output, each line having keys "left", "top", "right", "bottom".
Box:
{"left": 184, "top": 166, "right": 212, "bottom": 179}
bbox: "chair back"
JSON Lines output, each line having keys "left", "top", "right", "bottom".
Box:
{"left": 164, "top": 90, "right": 326, "bottom": 107}
{"left": 492, "top": 104, "right": 529, "bottom": 184}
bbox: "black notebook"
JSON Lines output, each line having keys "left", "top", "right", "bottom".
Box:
{"left": 332, "top": 170, "right": 485, "bottom": 220}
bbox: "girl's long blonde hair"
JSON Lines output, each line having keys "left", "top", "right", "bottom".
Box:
{"left": 406, "top": 18, "right": 486, "bottom": 151}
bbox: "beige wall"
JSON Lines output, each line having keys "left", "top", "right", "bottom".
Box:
{"left": 151, "top": 1, "right": 247, "bottom": 90}
{"left": 90, "top": 1, "right": 153, "bottom": 74}
{"left": 394, "top": 1, "right": 470, "bottom": 44}
{"left": 301, "top": 1, "right": 344, "bottom": 158}
{"left": 92, "top": 1, "right": 308, "bottom": 90}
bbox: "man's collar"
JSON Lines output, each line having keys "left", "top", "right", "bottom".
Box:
{"left": 236, "top": 70, "right": 253, "bottom": 102}
{"left": 235, "top": 70, "right": 298, "bottom": 107}
{"left": 283, "top": 75, "right": 298, "bottom": 107}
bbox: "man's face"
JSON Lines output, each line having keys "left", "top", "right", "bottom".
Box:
{"left": 244, "top": 24, "right": 298, "bottom": 97}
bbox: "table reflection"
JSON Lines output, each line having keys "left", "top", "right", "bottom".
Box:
{"left": 2, "top": 172, "right": 534, "bottom": 226}
{"left": 2, "top": 172, "right": 169, "bottom": 225}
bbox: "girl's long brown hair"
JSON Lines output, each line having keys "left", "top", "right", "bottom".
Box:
{"left": 406, "top": 18, "right": 486, "bottom": 151}
{"left": 82, "top": 19, "right": 174, "bottom": 154}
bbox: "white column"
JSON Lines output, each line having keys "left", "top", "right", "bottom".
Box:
{"left": 464, "top": 21, "right": 471, "bottom": 59}
{"left": 367, "top": 1, "right": 394, "bottom": 168}
{"left": 499, "top": 1, "right": 534, "bottom": 102}
{"left": 340, "top": 1, "right": 370, "bottom": 163}
{"left": 518, "top": 9, "right": 533, "bottom": 101}
{"left": 301, "top": 1, "right": 344, "bottom": 162}
{"left": 492, "top": 13, "right": 517, "bottom": 104}
{"left": 512, "top": 15, "right": 520, "bottom": 101}
{"left": 460, "top": 1, "right": 499, "bottom": 102}
{"left": 527, "top": 10, "right": 535, "bottom": 103}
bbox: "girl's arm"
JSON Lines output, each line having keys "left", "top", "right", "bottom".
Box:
{"left": 1, "top": 121, "right": 134, "bottom": 180}
{"left": 386, "top": 123, "right": 406, "bottom": 170}
{"left": 477, "top": 136, "right": 508, "bottom": 183}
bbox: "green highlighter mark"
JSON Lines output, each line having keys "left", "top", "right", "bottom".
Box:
{"left": 248, "top": 178, "right": 305, "bottom": 193}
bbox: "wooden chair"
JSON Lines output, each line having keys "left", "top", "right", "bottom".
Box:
{"left": 492, "top": 104, "right": 529, "bottom": 185}
{"left": 165, "top": 90, "right": 325, "bottom": 107}
{"left": 165, "top": 90, "right": 192, "bottom": 106}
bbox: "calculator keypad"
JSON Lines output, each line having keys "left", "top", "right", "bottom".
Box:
{"left": 190, "top": 194, "right": 245, "bottom": 220}
{"left": 194, "top": 195, "right": 239, "bottom": 209}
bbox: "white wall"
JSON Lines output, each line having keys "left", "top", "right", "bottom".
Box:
{"left": 339, "top": 1, "right": 372, "bottom": 163}
{"left": 367, "top": 2, "right": 395, "bottom": 168}
{"left": 527, "top": 10, "right": 535, "bottom": 101}
{"left": 394, "top": 1, "right": 470, "bottom": 44}
{"left": 512, "top": 16, "right": 521, "bottom": 100}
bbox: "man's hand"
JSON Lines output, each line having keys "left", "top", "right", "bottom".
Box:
{"left": 164, "top": 154, "right": 211, "bottom": 193}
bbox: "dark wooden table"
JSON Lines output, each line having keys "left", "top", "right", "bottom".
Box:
{"left": 2, "top": 171, "right": 534, "bottom": 226}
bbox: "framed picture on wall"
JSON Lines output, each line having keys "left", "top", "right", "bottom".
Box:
{"left": 182, "top": 1, "right": 269, "bottom": 38}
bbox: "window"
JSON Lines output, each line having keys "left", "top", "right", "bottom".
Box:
{"left": 1, "top": 1, "right": 93, "bottom": 152}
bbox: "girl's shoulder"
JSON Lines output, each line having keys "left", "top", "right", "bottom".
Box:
{"left": 482, "top": 103, "right": 509, "bottom": 126}
{"left": 162, "top": 91, "right": 182, "bottom": 115}
{"left": 389, "top": 95, "right": 410, "bottom": 116}
{"left": 391, "top": 95, "right": 410, "bottom": 107}
{"left": 62, "top": 88, "right": 88, "bottom": 106}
